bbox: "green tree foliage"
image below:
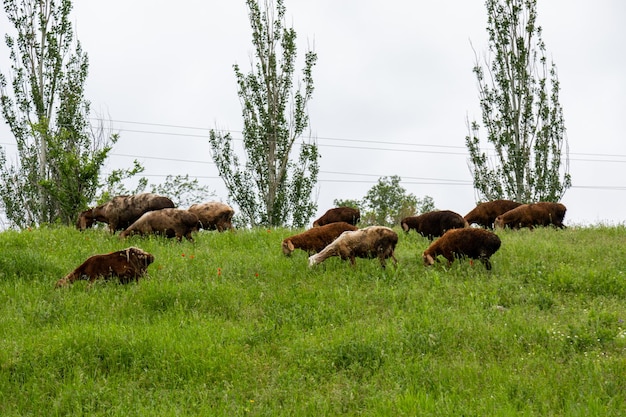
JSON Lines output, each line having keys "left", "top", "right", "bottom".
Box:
{"left": 465, "top": 0, "right": 571, "bottom": 203}
{"left": 0, "top": 0, "right": 116, "bottom": 227}
{"left": 95, "top": 160, "right": 147, "bottom": 205}
{"left": 208, "top": 0, "right": 318, "bottom": 228}
{"left": 95, "top": 168, "right": 213, "bottom": 209}
{"left": 150, "top": 175, "right": 214, "bottom": 208}
{"left": 359, "top": 176, "right": 435, "bottom": 227}
{"left": 332, "top": 199, "right": 361, "bottom": 210}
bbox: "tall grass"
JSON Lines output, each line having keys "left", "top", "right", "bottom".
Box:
{"left": 1, "top": 225, "right": 625, "bottom": 416}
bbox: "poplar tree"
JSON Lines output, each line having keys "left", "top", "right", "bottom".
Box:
{"left": 208, "top": 0, "right": 318, "bottom": 228}
{"left": 465, "top": 0, "right": 571, "bottom": 203}
{"left": 0, "top": 0, "right": 115, "bottom": 227}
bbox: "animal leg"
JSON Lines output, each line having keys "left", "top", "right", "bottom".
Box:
{"left": 481, "top": 257, "right": 492, "bottom": 270}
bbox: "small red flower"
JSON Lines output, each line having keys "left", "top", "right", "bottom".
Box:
{"left": 181, "top": 253, "right": 186, "bottom": 257}
{"left": 255, "top": 272, "right": 259, "bottom": 277}
{"left": 217, "top": 268, "right": 222, "bottom": 276}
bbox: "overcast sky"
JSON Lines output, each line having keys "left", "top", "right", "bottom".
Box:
{"left": 1, "top": 0, "right": 625, "bottom": 225}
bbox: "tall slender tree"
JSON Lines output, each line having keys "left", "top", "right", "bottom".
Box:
{"left": 465, "top": 0, "right": 571, "bottom": 203}
{"left": 0, "top": 0, "right": 115, "bottom": 227}
{"left": 208, "top": 0, "right": 318, "bottom": 228}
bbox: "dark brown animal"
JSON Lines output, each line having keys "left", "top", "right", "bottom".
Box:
{"left": 76, "top": 193, "right": 175, "bottom": 233}
{"left": 464, "top": 199, "right": 522, "bottom": 229}
{"left": 119, "top": 208, "right": 199, "bottom": 241}
{"left": 423, "top": 228, "right": 501, "bottom": 270}
{"left": 187, "top": 202, "right": 235, "bottom": 232}
{"left": 313, "top": 207, "right": 360, "bottom": 227}
{"left": 535, "top": 202, "right": 567, "bottom": 228}
{"left": 308, "top": 226, "right": 398, "bottom": 268}
{"left": 282, "top": 222, "right": 359, "bottom": 256}
{"left": 55, "top": 247, "right": 155, "bottom": 287}
{"left": 401, "top": 210, "right": 468, "bottom": 240}
{"left": 494, "top": 202, "right": 567, "bottom": 230}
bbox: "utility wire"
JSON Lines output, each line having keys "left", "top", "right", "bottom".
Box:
{"left": 2, "top": 117, "right": 626, "bottom": 191}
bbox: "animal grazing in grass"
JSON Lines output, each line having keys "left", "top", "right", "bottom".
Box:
{"left": 400, "top": 210, "right": 468, "bottom": 240}
{"left": 494, "top": 202, "right": 567, "bottom": 230}
{"left": 119, "top": 208, "right": 199, "bottom": 241}
{"left": 76, "top": 193, "right": 175, "bottom": 233}
{"left": 282, "top": 222, "right": 359, "bottom": 256}
{"left": 55, "top": 247, "right": 155, "bottom": 287}
{"left": 313, "top": 207, "right": 360, "bottom": 227}
{"left": 464, "top": 199, "right": 522, "bottom": 229}
{"left": 422, "top": 228, "right": 501, "bottom": 270}
{"left": 308, "top": 226, "right": 398, "bottom": 268}
{"left": 188, "top": 201, "right": 235, "bottom": 232}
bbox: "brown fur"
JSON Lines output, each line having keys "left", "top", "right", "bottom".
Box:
{"left": 187, "top": 202, "right": 235, "bottom": 232}
{"left": 494, "top": 202, "right": 567, "bottom": 230}
{"left": 55, "top": 247, "right": 155, "bottom": 287}
{"left": 400, "top": 210, "right": 468, "bottom": 240}
{"left": 76, "top": 193, "right": 175, "bottom": 233}
{"left": 119, "top": 208, "right": 199, "bottom": 241}
{"left": 282, "top": 222, "right": 359, "bottom": 256}
{"left": 464, "top": 199, "right": 522, "bottom": 229}
{"left": 422, "top": 228, "right": 501, "bottom": 270}
{"left": 313, "top": 207, "right": 360, "bottom": 227}
{"left": 308, "top": 226, "right": 398, "bottom": 268}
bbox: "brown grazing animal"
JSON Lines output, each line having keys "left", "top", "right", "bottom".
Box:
{"left": 423, "top": 228, "right": 501, "bottom": 270}
{"left": 308, "top": 226, "right": 398, "bottom": 268}
{"left": 55, "top": 247, "right": 155, "bottom": 287}
{"left": 400, "top": 210, "right": 468, "bottom": 240}
{"left": 464, "top": 199, "right": 522, "bottom": 229}
{"left": 119, "top": 208, "right": 199, "bottom": 241}
{"left": 76, "top": 193, "right": 175, "bottom": 233}
{"left": 187, "top": 202, "right": 235, "bottom": 232}
{"left": 282, "top": 222, "right": 359, "bottom": 256}
{"left": 494, "top": 202, "right": 567, "bottom": 230}
{"left": 313, "top": 207, "right": 360, "bottom": 227}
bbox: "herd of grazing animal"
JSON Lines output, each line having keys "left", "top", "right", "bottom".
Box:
{"left": 59, "top": 194, "right": 234, "bottom": 287}
{"left": 58, "top": 196, "right": 567, "bottom": 287}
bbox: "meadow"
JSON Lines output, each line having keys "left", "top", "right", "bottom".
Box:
{"left": 1, "top": 224, "right": 625, "bottom": 416}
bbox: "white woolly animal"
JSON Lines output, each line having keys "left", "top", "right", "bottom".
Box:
{"left": 308, "top": 226, "right": 398, "bottom": 268}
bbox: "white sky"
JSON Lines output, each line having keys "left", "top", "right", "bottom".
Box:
{"left": 1, "top": 0, "right": 625, "bottom": 225}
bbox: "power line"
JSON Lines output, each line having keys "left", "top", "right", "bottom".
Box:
{"left": 100, "top": 118, "right": 470, "bottom": 150}
{"left": 2, "top": 116, "right": 625, "bottom": 159}
{"left": 119, "top": 172, "right": 626, "bottom": 191}
{"left": 97, "top": 118, "right": 626, "bottom": 159}
{"left": 4, "top": 117, "right": 626, "bottom": 160}
{"left": 4, "top": 136, "right": 626, "bottom": 164}
{"left": 112, "top": 153, "right": 213, "bottom": 164}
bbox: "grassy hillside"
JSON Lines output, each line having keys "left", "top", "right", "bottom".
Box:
{"left": 1, "top": 225, "right": 625, "bottom": 416}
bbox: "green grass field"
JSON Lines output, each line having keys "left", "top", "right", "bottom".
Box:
{"left": 1, "top": 225, "right": 625, "bottom": 416}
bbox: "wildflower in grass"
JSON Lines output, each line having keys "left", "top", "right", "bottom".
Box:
{"left": 217, "top": 267, "right": 222, "bottom": 276}
{"left": 181, "top": 253, "right": 186, "bottom": 257}
{"left": 255, "top": 272, "right": 259, "bottom": 278}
